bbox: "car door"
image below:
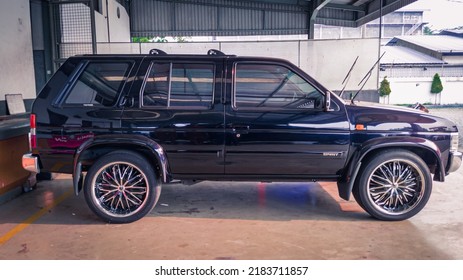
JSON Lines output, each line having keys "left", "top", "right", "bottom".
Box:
{"left": 121, "top": 57, "right": 225, "bottom": 175}
{"left": 224, "top": 60, "right": 350, "bottom": 178}
{"left": 37, "top": 58, "right": 137, "bottom": 174}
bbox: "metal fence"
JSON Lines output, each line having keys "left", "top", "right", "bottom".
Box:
{"left": 381, "top": 66, "right": 463, "bottom": 78}
{"left": 51, "top": 0, "right": 96, "bottom": 66}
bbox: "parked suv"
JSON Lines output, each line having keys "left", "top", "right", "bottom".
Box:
{"left": 22, "top": 49, "right": 461, "bottom": 223}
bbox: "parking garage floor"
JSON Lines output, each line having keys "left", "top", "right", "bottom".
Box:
{"left": 1, "top": 163, "right": 462, "bottom": 260}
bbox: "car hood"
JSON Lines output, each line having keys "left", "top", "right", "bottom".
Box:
{"left": 345, "top": 101, "right": 458, "bottom": 133}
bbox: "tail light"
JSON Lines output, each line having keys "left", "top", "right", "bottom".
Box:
{"left": 29, "top": 113, "right": 37, "bottom": 149}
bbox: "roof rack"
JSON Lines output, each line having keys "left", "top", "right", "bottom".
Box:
{"left": 207, "top": 49, "right": 225, "bottom": 56}
{"left": 148, "top": 48, "right": 228, "bottom": 56}
{"left": 149, "top": 49, "right": 167, "bottom": 55}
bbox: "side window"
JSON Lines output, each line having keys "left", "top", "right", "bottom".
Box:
{"left": 143, "top": 63, "right": 214, "bottom": 108}
{"left": 64, "top": 62, "right": 131, "bottom": 106}
{"left": 142, "top": 63, "right": 170, "bottom": 106}
{"left": 234, "top": 63, "right": 324, "bottom": 110}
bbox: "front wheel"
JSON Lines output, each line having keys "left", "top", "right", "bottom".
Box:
{"left": 84, "top": 150, "right": 161, "bottom": 223}
{"left": 353, "top": 149, "right": 432, "bottom": 221}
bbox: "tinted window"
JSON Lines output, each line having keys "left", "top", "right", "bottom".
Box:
{"left": 65, "top": 62, "right": 131, "bottom": 106}
{"left": 143, "top": 63, "right": 214, "bottom": 108}
{"left": 234, "top": 63, "right": 324, "bottom": 110}
{"left": 142, "top": 63, "right": 170, "bottom": 106}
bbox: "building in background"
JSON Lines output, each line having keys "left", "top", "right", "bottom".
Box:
{"left": 314, "top": 8, "right": 427, "bottom": 40}
{"left": 379, "top": 31, "right": 463, "bottom": 105}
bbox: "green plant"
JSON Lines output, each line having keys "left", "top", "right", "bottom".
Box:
{"left": 131, "top": 37, "right": 151, "bottom": 43}
{"left": 174, "top": 36, "right": 191, "bottom": 43}
{"left": 154, "top": 36, "right": 168, "bottom": 43}
{"left": 131, "top": 36, "right": 168, "bottom": 43}
{"left": 431, "top": 73, "right": 443, "bottom": 94}
{"left": 379, "top": 76, "right": 391, "bottom": 97}
{"left": 423, "top": 26, "right": 434, "bottom": 35}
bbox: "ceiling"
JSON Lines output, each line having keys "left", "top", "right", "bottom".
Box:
{"left": 249, "top": 0, "right": 418, "bottom": 26}
{"left": 130, "top": 0, "right": 418, "bottom": 38}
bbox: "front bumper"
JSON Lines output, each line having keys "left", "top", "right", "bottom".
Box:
{"left": 448, "top": 151, "right": 462, "bottom": 173}
{"left": 22, "top": 153, "right": 40, "bottom": 173}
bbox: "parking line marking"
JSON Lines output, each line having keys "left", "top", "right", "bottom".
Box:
{"left": 0, "top": 189, "right": 73, "bottom": 246}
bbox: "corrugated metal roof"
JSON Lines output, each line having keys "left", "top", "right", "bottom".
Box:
{"left": 355, "top": 0, "right": 417, "bottom": 26}
{"left": 131, "top": 0, "right": 308, "bottom": 37}
{"left": 130, "top": 0, "right": 418, "bottom": 37}
{"left": 440, "top": 29, "right": 463, "bottom": 39}
{"left": 391, "top": 35, "right": 463, "bottom": 54}
{"left": 381, "top": 46, "right": 445, "bottom": 65}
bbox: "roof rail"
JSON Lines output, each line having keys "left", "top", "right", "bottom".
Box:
{"left": 149, "top": 49, "right": 167, "bottom": 55}
{"left": 207, "top": 49, "right": 225, "bottom": 56}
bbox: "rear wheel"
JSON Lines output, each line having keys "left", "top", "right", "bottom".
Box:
{"left": 84, "top": 150, "right": 161, "bottom": 223}
{"left": 353, "top": 149, "right": 432, "bottom": 221}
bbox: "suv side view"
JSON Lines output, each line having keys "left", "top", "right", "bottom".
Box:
{"left": 23, "top": 50, "right": 462, "bottom": 223}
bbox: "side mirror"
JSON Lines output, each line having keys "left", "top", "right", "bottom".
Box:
{"left": 121, "top": 96, "right": 134, "bottom": 107}
{"left": 324, "top": 91, "right": 333, "bottom": 112}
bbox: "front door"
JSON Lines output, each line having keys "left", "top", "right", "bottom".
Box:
{"left": 224, "top": 61, "right": 350, "bottom": 178}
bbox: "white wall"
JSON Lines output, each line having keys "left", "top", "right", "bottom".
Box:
{"left": 97, "top": 38, "right": 381, "bottom": 92}
{"left": 107, "top": 0, "right": 130, "bottom": 42}
{"left": 95, "top": 11, "right": 109, "bottom": 43}
{"left": 0, "top": 0, "right": 36, "bottom": 101}
{"left": 381, "top": 76, "right": 463, "bottom": 105}
{"left": 301, "top": 39, "right": 379, "bottom": 91}
{"left": 443, "top": 56, "right": 463, "bottom": 65}
{"left": 220, "top": 41, "right": 300, "bottom": 66}
{"left": 95, "top": 0, "right": 131, "bottom": 43}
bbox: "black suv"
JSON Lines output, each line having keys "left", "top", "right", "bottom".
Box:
{"left": 22, "top": 50, "right": 461, "bottom": 223}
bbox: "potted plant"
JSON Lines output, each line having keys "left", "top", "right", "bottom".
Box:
{"left": 379, "top": 76, "right": 391, "bottom": 104}
{"left": 430, "top": 73, "right": 443, "bottom": 105}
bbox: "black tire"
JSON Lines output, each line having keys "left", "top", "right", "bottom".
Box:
{"left": 352, "top": 149, "right": 432, "bottom": 221}
{"left": 352, "top": 182, "right": 367, "bottom": 211}
{"left": 84, "top": 150, "right": 161, "bottom": 223}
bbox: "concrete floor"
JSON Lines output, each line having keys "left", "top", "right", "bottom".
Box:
{"left": 0, "top": 165, "right": 462, "bottom": 260}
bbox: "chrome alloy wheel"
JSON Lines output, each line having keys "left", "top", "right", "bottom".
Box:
{"left": 91, "top": 161, "right": 149, "bottom": 218}
{"left": 367, "top": 159, "right": 425, "bottom": 216}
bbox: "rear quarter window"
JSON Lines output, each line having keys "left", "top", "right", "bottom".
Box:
{"left": 63, "top": 61, "right": 132, "bottom": 107}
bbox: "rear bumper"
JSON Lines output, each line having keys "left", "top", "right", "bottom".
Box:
{"left": 448, "top": 151, "right": 462, "bottom": 174}
{"left": 22, "top": 153, "right": 40, "bottom": 173}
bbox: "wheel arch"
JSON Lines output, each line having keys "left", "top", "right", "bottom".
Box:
{"left": 72, "top": 134, "right": 171, "bottom": 196}
{"left": 337, "top": 136, "right": 444, "bottom": 201}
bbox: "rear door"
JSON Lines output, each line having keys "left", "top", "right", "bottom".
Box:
{"left": 224, "top": 60, "right": 350, "bottom": 178}
{"left": 37, "top": 58, "right": 137, "bottom": 173}
{"left": 121, "top": 57, "right": 225, "bottom": 175}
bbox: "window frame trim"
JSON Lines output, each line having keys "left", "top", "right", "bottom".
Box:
{"left": 53, "top": 60, "right": 88, "bottom": 107}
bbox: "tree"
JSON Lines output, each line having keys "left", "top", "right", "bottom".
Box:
{"left": 379, "top": 76, "right": 391, "bottom": 97}
{"left": 431, "top": 73, "right": 443, "bottom": 105}
{"left": 431, "top": 73, "right": 443, "bottom": 94}
{"left": 423, "top": 26, "right": 433, "bottom": 35}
